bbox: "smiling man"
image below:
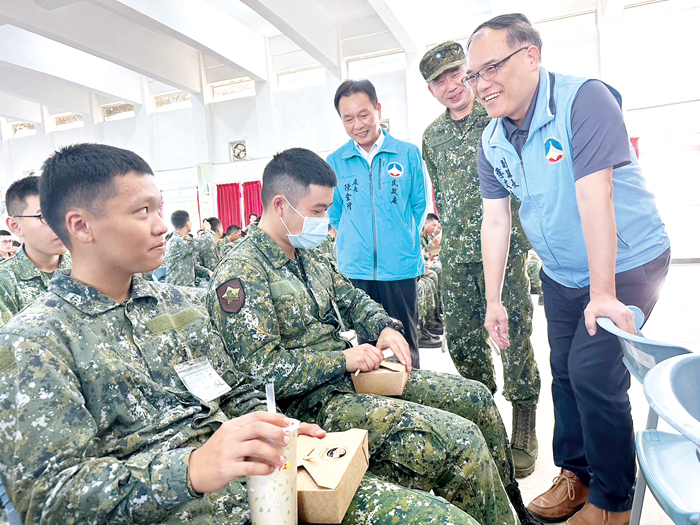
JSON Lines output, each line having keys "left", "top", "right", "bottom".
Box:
{"left": 0, "top": 175, "right": 70, "bottom": 326}
{"left": 420, "top": 41, "right": 540, "bottom": 479}
{"left": 327, "top": 79, "right": 429, "bottom": 368}
{"left": 467, "top": 13, "right": 670, "bottom": 525}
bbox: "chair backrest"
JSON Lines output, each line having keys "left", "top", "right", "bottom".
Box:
{"left": 597, "top": 306, "right": 692, "bottom": 384}
{"left": 153, "top": 267, "right": 167, "bottom": 282}
{"left": 644, "top": 353, "right": 700, "bottom": 451}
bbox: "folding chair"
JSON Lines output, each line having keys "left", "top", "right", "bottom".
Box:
{"left": 640, "top": 353, "right": 700, "bottom": 524}
{"left": 0, "top": 479, "right": 21, "bottom": 525}
{"left": 597, "top": 306, "right": 692, "bottom": 525}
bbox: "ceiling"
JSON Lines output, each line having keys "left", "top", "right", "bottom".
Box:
{"left": 0, "top": 0, "right": 658, "bottom": 124}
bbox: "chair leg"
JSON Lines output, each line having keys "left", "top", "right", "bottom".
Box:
{"left": 629, "top": 472, "right": 646, "bottom": 525}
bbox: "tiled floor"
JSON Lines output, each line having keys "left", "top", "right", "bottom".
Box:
{"left": 420, "top": 263, "right": 699, "bottom": 525}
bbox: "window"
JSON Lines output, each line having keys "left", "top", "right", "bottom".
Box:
{"left": 347, "top": 50, "right": 406, "bottom": 78}
{"left": 277, "top": 65, "right": 325, "bottom": 91}
{"left": 11, "top": 122, "right": 36, "bottom": 138}
{"left": 103, "top": 102, "right": 135, "bottom": 121}
{"left": 154, "top": 91, "right": 191, "bottom": 112}
{"left": 55, "top": 113, "right": 84, "bottom": 130}
{"left": 211, "top": 78, "right": 256, "bottom": 101}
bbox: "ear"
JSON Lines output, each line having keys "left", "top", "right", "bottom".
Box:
{"left": 271, "top": 195, "right": 286, "bottom": 216}
{"left": 5, "top": 217, "right": 23, "bottom": 238}
{"left": 65, "top": 209, "right": 94, "bottom": 245}
{"left": 428, "top": 84, "right": 436, "bottom": 98}
{"left": 377, "top": 102, "right": 382, "bottom": 120}
{"left": 526, "top": 46, "right": 541, "bottom": 70}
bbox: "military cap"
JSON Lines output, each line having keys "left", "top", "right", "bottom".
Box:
{"left": 420, "top": 41, "right": 466, "bottom": 83}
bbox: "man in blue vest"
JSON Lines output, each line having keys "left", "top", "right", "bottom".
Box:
{"left": 327, "top": 79, "right": 429, "bottom": 368}
{"left": 467, "top": 13, "right": 670, "bottom": 525}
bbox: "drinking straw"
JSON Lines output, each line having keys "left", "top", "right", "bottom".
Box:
{"left": 265, "top": 382, "right": 276, "bottom": 413}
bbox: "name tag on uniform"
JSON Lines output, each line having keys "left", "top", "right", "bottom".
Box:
{"left": 175, "top": 356, "right": 231, "bottom": 402}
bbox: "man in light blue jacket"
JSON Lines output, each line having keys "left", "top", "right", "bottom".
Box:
{"left": 327, "top": 79, "right": 429, "bottom": 367}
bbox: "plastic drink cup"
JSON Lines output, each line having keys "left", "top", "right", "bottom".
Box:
{"left": 246, "top": 419, "right": 299, "bottom": 525}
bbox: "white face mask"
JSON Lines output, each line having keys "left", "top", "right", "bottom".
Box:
{"left": 280, "top": 197, "right": 329, "bottom": 250}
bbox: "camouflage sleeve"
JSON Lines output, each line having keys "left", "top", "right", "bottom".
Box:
{"left": 0, "top": 334, "right": 200, "bottom": 523}
{"left": 207, "top": 258, "right": 347, "bottom": 400}
{"left": 328, "top": 261, "right": 390, "bottom": 341}
{"left": 0, "top": 276, "right": 19, "bottom": 327}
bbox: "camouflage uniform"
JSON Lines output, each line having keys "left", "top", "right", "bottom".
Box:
{"left": 422, "top": 104, "right": 540, "bottom": 403}
{"left": 197, "top": 230, "right": 220, "bottom": 271}
{"left": 164, "top": 232, "right": 210, "bottom": 287}
{"left": 208, "top": 225, "right": 522, "bottom": 525}
{"left": 0, "top": 247, "right": 71, "bottom": 326}
{"left": 0, "top": 270, "right": 477, "bottom": 524}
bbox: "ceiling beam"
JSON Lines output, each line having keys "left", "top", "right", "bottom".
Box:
{"left": 0, "top": 25, "right": 143, "bottom": 104}
{"left": 0, "top": 63, "right": 92, "bottom": 115}
{"left": 365, "top": 0, "right": 420, "bottom": 55}
{"left": 0, "top": 92, "right": 43, "bottom": 123}
{"left": 93, "top": 0, "right": 268, "bottom": 82}
{"left": 242, "top": 0, "right": 340, "bottom": 74}
{"left": 0, "top": 0, "right": 201, "bottom": 93}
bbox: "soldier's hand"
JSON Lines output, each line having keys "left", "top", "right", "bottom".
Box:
{"left": 299, "top": 422, "right": 326, "bottom": 439}
{"left": 343, "top": 344, "right": 383, "bottom": 373}
{"left": 376, "top": 327, "right": 412, "bottom": 373}
{"left": 188, "top": 411, "right": 290, "bottom": 494}
{"left": 485, "top": 302, "right": 510, "bottom": 349}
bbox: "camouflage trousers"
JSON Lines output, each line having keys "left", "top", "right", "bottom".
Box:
{"left": 417, "top": 271, "right": 438, "bottom": 324}
{"left": 297, "top": 370, "right": 518, "bottom": 525}
{"left": 442, "top": 252, "right": 540, "bottom": 404}
{"left": 526, "top": 250, "right": 542, "bottom": 293}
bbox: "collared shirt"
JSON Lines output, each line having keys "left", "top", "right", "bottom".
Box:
{"left": 354, "top": 129, "right": 385, "bottom": 165}
{"left": 0, "top": 270, "right": 266, "bottom": 523}
{"left": 0, "top": 247, "right": 71, "bottom": 326}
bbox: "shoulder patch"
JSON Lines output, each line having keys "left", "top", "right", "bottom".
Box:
{"left": 216, "top": 278, "right": 245, "bottom": 314}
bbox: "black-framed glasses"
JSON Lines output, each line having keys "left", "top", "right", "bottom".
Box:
{"left": 462, "top": 46, "right": 530, "bottom": 88}
{"left": 13, "top": 214, "right": 47, "bottom": 225}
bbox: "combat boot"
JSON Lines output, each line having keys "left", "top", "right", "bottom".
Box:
{"left": 511, "top": 402, "right": 538, "bottom": 478}
{"left": 418, "top": 327, "right": 442, "bottom": 348}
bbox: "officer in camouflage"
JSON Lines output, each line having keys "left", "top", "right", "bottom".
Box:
{"left": 420, "top": 41, "right": 540, "bottom": 477}
{"left": 0, "top": 175, "right": 71, "bottom": 327}
{"left": 0, "top": 143, "right": 480, "bottom": 525}
{"left": 164, "top": 209, "right": 212, "bottom": 287}
{"left": 208, "top": 148, "right": 535, "bottom": 525}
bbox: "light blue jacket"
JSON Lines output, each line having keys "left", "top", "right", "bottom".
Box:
{"left": 481, "top": 68, "right": 669, "bottom": 288}
{"left": 327, "top": 130, "right": 428, "bottom": 281}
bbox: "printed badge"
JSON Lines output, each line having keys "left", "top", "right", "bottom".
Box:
{"left": 387, "top": 162, "right": 404, "bottom": 178}
{"left": 217, "top": 278, "right": 245, "bottom": 313}
{"left": 544, "top": 137, "right": 564, "bottom": 163}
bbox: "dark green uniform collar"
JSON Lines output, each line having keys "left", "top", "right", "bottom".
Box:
{"left": 48, "top": 269, "right": 158, "bottom": 315}
{"left": 246, "top": 223, "right": 295, "bottom": 269}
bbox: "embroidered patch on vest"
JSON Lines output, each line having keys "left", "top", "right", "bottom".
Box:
{"left": 544, "top": 137, "right": 564, "bottom": 163}
{"left": 217, "top": 278, "right": 245, "bottom": 314}
{"left": 387, "top": 162, "right": 404, "bottom": 178}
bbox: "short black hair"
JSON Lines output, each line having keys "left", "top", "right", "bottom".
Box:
{"left": 467, "top": 13, "right": 543, "bottom": 55}
{"left": 333, "top": 79, "right": 379, "bottom": 114}
{"left": 226, "top": 224, "right": 241, "bottom": 235}
{"left": 6, "top": 175, "right": 39, "bottom": 216}
{"left": 171, "top": 210, "right": 190, "bottom": 230}
{"left": 12, "top": 240, "right": 20, "bottom": 247}
{"left": 426, "top": 213, "right": 440, "bottom": 222}
{"left": 205, "top": 217, "right": 222, "bottom": 231}
{"left": 261, "top": 148, "right": 337, "bottom": 207}
{"left": 40, "top": 143, "right": 153, "bottom": 247}
{"left": 0, "top": 230, "right": 11, "bottom": 237}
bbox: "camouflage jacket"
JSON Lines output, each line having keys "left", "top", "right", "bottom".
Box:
{"left": 422, "top": 104, "right": 529, "bottom": 264}
{"left": 0, "top": 247, "right": 71, "bottom": 326}
{"left": 0, "top": 271, "right": 266, "bottom": 524}
{"left": 207, "top": 224, "right": 390, "bottom": 417}
{"left": 164, "top": 232, "right": 210, "bottom": 287}
{"left": 197, "top": 230, "right": 220, "bottom": 271}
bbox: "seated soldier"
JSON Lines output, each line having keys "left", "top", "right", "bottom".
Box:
{"left": 0, "top": 175, "right": 70, "bottom": 326}
{"left": 164, "top": 210, "right": 212, "bottom": 287}
{"left": 0, "top": 143, "right": 479, "bottom": 525}
{"left": 208, "top": 148, "right": 534, "bottom": 525}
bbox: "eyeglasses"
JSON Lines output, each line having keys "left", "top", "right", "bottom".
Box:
{"left": 462, "top": 46, "right": 530, "bottom": 88}
{"left": 13, "top": 214, "right": 47, "bottom": 225}
{"left": 0, "top": 240, "right": 12, "bottom": 246}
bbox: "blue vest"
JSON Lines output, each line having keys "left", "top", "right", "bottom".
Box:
{"left": 481, "top": 68, "right": 669, "bottom": 288}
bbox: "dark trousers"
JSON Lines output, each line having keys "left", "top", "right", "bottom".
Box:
{"left": 542, "top": 248, "right": 670, "bottom": 512}
{"left": 351, "top": 277, "right": 420, "bottom": 369}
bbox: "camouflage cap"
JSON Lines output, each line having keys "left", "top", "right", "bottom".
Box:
{"left": 420, "top": 41, "right": 466, "bottom": 83}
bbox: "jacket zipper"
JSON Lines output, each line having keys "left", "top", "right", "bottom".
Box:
{"left": 368, "top": 160, "right": 378, "bottom": 280}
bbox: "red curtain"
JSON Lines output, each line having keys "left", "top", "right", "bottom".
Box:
{"left": 243, "top": 181, "right": 263, "bottom": 226}
{"left": 216, "top": 183, "right": 242, "bottom": 229}
{"left": 630, "top": 137, "right": 640, "bottom": 159}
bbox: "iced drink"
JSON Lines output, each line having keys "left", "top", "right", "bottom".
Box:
{"left": 246, "top": 419, "right": 299, "bottom": 525}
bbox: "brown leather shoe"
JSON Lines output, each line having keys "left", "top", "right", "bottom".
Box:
{"left": 527, "top": 468, "right": 589, "bottom": 522}
{"left": 567, "top": 502, "right": 631, "bottom": 525}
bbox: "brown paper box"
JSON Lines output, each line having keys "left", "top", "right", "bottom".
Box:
{"left": 351, "top": 360, "right": 408, "bottom": 396}
{"left": 296, "top": 429, "right": 369, "bottom": 524}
